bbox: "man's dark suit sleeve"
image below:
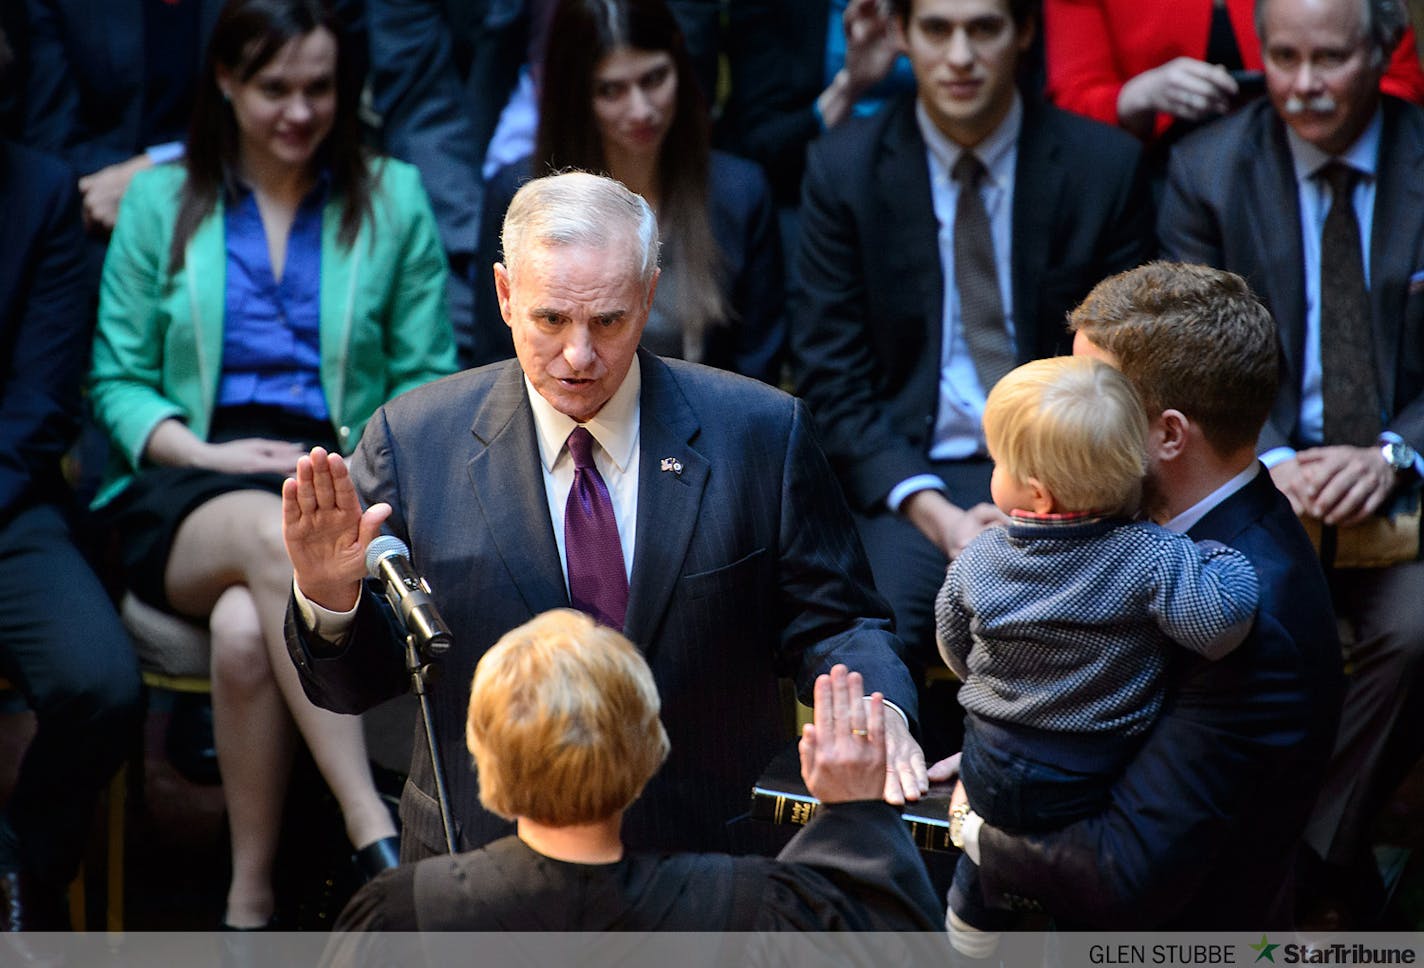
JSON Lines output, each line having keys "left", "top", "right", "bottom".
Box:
{"left": 22, "top": 0, "right": 129, "bottom": 175}
{"left": 0, "top": 152, "right": 86, "bottom": 519}
{"left": 776, "top": 396, "right": 918, "bottom": 717}
{"left": 792, "top": 137, "right": 935, "bottom": 510}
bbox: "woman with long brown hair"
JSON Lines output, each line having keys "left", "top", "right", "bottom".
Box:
{"left": 90, "top": 0, "right": 456, "bottom": 928}
{"left": 472, "top": 0, "right": 785, "bottom": 383}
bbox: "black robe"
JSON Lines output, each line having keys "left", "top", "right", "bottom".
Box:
{"left": 324, "top": 802, "right": 942, "bottom": 959}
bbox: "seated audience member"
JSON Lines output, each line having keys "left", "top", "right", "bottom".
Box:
{"left": 328, "top": 611, "right": 942, "bottom": 936}
{"left": 366, "top": 0, "right": 722, "bottom": 366}
{"left": 472, "top": 0, "right": 784, "bottom": 381}
{"left": 1044, "top": 0, "right": 1424, "bottom": 145}
{"left": 936, "top": 355, "right": 1259, "bottom": 954}
{"left": 790, "top": 0, "right": 1151, "bottom": 742}
{"left": 21, "top": 0, "right": 367, "bottom": 238}
{"left": 0, "top": 29, "right": 141, "bottom": 930}
{"left": 88, "top": 0, "right": 457, "bottom": 928}
{"left": 719, "top": 0, "right": 914, "bottom": 215}
{"left": 1157, "top": 0, "right": 1424, "bottom": 926}
{"left": 944, "top": 262, "right": 1343, "bottom": 929}
{"left": 21, "top": 0, "right": 220, "bottom": 236}
{"left": 280, "top": 171, "right": 925, "bottom": 864}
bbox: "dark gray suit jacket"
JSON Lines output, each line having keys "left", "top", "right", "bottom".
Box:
{"left": 791, "top": 94, "right": 1153, "bottom": 511}
{"left": 22, "top": 0, "right": 222, "bottom": 176}
{"left": 287, "top": 351, "right": 917, "bottom": 858}
{"left": 1159, "top": 96, "right": 1424, "bottom": 456}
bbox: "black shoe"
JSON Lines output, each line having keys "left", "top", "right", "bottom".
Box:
{"left": 165, "top": 692, "right": 221, "bottom": 786}
{"left": 352, "top": 836, "right": 400, "bottom": 882}
{"left": 0, "top": 870, "right": 69, "bottom": 931}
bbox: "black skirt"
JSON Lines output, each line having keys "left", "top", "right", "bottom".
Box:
{"left": 101, "top": 405, "right": 339, "bottom": 614}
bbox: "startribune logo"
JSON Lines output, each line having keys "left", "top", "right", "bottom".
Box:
{"left": 1251, "top": 936, "right": 1281, "bottom": 963}
{"left": 1242, "top": 937, "right": 1418, "bottom": 965}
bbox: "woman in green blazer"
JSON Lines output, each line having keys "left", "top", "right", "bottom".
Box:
{"left": 90, "top": 0, "right": 456, "bottom": 928}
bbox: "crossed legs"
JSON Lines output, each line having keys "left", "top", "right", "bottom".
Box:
{"left": 165, "top": 490, "right": 396, "bottom": 927}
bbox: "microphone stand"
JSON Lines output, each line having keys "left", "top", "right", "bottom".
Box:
{"left": 400, "top": 629, "right": 458, "bottom": 854}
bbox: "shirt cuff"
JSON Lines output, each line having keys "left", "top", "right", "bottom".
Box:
{"left": 1258, "top": 446, "right": 1297, "bottom": 469}
{"left": 293, "top": 578, "right": 358, "bottom": 645}
{"left": 961, "top": 809, "right": 984, "bottom": 865}
{"left": 887, "top": 475, "right": 947, "bottom": 514}
{"left": 866, "top": 695, "right": 910, "bottom": 730}
{"left": 1380, "top": 431, "right": 1424, "bottom": 477}
{"left": 145, "top": 141, "right": 186, "bottom": 165}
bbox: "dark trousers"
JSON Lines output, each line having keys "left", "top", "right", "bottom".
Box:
{"left": 951, "top": 715, "right": 1119, "bottom": 931}
{"left": 0, "top": 503, "right": 141, "bottom": 885}
{"left": 854, "top": 458, "right": 992, "bottom": 758}
{"left": 1306, "top": 558, "right": 1424, "bottom": 866}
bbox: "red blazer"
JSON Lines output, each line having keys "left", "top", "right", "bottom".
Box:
{"left": 1045, "top": 0, "right": 1424, "bottom": 140}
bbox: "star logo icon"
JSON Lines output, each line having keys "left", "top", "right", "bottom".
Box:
{"left": 1250, "top": 935, "right": 1281, "bottom": 963}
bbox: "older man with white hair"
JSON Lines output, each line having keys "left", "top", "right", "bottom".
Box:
{"left": 1158, "top": 0, "right": 1424, "bottom": 926}
{"left": 280, "top": 171, "right": 925, "bottom": 862}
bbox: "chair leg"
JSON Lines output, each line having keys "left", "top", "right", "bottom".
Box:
{"left": 107, "top": 764, "right": 125, "bottom": 932}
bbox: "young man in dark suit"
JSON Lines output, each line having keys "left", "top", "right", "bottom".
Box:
{"left": 790, "top": 0, "right": 1152, "bottom": 718}
{"left": 1158, "top": 0, "right": 1424, "bottom": 923}
{"left": 281, "top": 171, "right": 926, "bottom": 862}
{"left": 950, "top": 263, "right": 1344, "bottom": 928}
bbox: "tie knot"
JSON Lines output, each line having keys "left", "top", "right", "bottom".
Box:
{"left": 952, "top": 152, "right": 986, "bottom": 187}
{"left": 1320, "top": 161, "right": 1359, "bottom": 199}
{"left": 567, "top": 426, "right": 597, "bottom": 470}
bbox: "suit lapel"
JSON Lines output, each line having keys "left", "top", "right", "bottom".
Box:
{"left": 1369, "top": 100, "right": 1424, "bottom": 415}
{"left": 874, "top": 102, "right": 944, "bottom": 364}
{"left": 1011, "top": 102, "right": 1065, "bottom": 362}
{"left": 624, "top": 353, "right": 708, "bottom": 654}
{"left": 465, "top": 362, "right": 568, "bottom": 618}
{"left": 1253, "top": 116, "right": 1308, "bottom": 394}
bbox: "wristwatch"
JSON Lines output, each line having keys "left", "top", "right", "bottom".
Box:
{"left": 949, "top": 802, "right": 972, "bottom": 849}
{"left": 1381, "top": 439, "right": 1418, "bottom": 473}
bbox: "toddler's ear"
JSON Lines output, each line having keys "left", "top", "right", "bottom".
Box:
{"left": 1026, "top": 477, "right": 1055, "bottom": 515}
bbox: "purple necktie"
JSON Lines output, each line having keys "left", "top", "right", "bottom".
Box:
{"left": 564, "top": 427, "right": 628, "bottom": 629}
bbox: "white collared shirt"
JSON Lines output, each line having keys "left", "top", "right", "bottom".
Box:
{"left": 1163, "top": 462, "right": 1261, "bottom": 535}
{"left": 888, "top": 95, "right": 1023, "bottom": 511}
{"left": 525, "top": 357, "right": 641, "bottom": 586}
{"left": 1260, "top": 112, "right": 1382, "bottom": 465}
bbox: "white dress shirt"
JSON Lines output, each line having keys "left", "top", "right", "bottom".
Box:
{"left": 887, "top": 95, "right": 1023, "bottom": 512}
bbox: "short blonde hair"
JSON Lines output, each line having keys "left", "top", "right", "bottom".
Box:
{"left": 982, "top": 356, "right": 1147, "bottom": 516}
{"left": 466, "top": 609, "right": 670, "bottom": 826}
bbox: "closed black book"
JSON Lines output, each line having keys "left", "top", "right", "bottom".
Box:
{"left": 749, "top": 743, "right": 957, "bottom": 853}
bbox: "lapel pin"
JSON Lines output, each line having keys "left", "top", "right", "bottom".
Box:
{"left": 660, "top": 457, "right": 683, "bottom": 475}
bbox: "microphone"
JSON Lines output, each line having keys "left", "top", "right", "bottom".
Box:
{"left": 365, "top": 535, "right": 452, "bottom": 657}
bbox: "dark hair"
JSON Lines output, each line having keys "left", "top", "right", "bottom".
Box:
{"left": 0, "top": 25, "right": 12, "bottom": 78}
{"left": 169, "top": 0, "right": 371, "bottom": 274}
{"left": 889, "top": 0, "right": 1039, "bottom": 29}
{"left": 1068, "top": 262, "right": 1281, "bottom": 456}
{"left": 536, "top": 0, "right": 728, "bottom": 339}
